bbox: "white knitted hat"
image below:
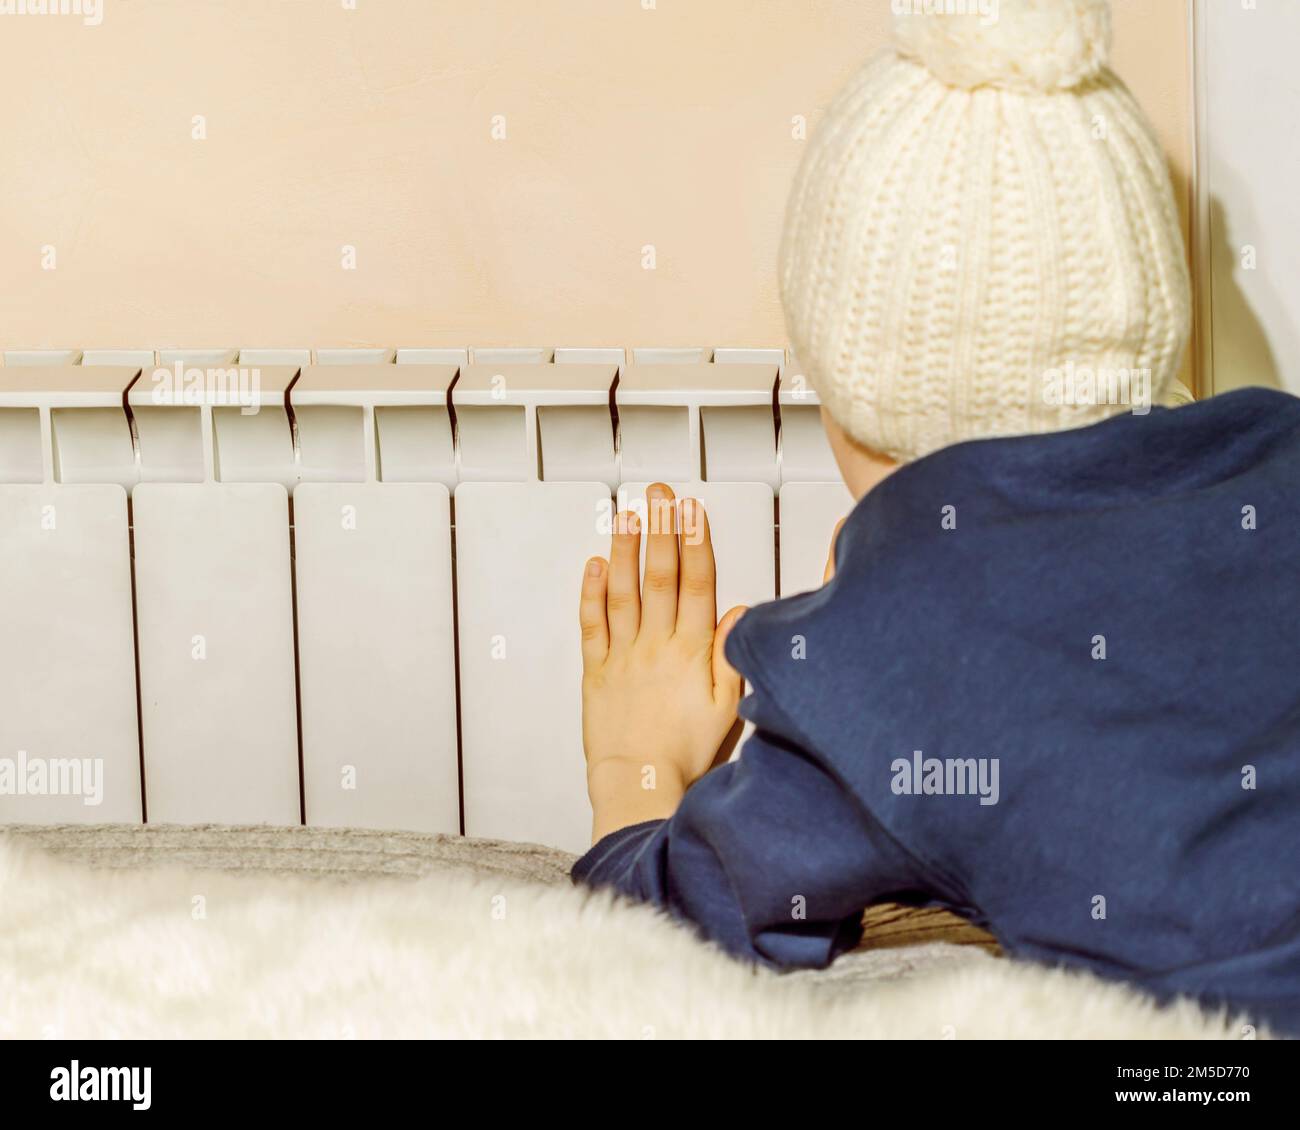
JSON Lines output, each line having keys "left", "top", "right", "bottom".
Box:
{"left": 780, "top": 0, "right": 1191, "bottom": 463}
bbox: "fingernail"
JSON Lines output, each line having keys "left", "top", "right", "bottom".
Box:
{"left": 587, "top": 559, "right": 603, "bottom": 577}
{"left": 627, "top": 512, "right": 641, "bottom": 534}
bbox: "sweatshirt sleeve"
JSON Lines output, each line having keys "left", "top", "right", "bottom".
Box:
{"left": 570, "top": 674, "right": 924, "bottom": 969}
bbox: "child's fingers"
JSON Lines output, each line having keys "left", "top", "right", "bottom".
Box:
{"left": 712, "top": 605, "right": 747, "bottom": 706}
{"left": 606, "top": 509, "right": 642, "bottom": 647}
{"left": 822, "top": 518, "right": 847, "bottom": 585}
{"left": 639, "top": 484, "right": 679, "bottom": 640}
{"left": 676, "top": 497, "right": 717, "bottom": 639}
{"left": 578, "top": 557, "right": 609, "bottom": 669}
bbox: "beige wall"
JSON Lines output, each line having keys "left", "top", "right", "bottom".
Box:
{"left": 0, "top": 0, "right": 1190, "bottom": 354}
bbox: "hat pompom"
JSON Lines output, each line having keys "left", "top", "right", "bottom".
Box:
{"left": 892, "top": 0, "right": 1112, "bottom": 93}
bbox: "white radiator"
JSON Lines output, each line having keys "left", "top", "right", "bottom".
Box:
{"left": 0, "top": 347, "right": 852, "bottom": 853}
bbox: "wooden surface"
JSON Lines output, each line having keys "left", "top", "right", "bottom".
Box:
{"left": 858, "top": 903, "right": 1001, "bottom": 955}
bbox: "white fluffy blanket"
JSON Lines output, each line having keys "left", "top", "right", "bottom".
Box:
{"left": 0, "top": 838, "right": 1251, "bottom": 1039}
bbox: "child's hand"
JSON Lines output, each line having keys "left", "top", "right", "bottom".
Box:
{"left": 579, "top": 484, "right": 747, "bottom": 843}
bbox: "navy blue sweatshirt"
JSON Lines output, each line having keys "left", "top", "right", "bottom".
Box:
{"left": 574, "top": 388, "right": 1300, "bottom": 1036}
